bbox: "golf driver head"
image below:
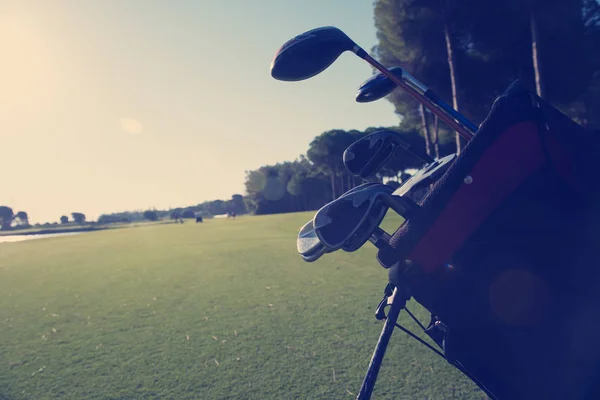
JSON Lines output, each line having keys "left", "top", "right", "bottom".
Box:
{"left": 270, "top": 26, "right": 356, "bottom": 82}
{"left": 313, "top": 184, "right": 395, "bottom": 251}
{"left": 297, "top": 220, "right": 329, "bottom": 262}
{"left": 356, "top": 66, "right": 403, "bottom": 103}
{"left": 344, "top": 130, "right": 405, "bottom": 179}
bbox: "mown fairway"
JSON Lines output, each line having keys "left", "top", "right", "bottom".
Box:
{"left": 0, "top": 213, "right": 484, "bottom": 399}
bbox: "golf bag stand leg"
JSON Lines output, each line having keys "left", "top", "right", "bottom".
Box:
{"left": 357, "top": 285, "right": 409, "bottom": 400}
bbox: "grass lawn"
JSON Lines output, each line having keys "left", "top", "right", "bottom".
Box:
{"left": 0, "top": 212, "right": 484, "bottom": 399}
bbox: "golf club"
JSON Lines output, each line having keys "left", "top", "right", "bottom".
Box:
{"left": 297, "top": 219, "right": 330, "bottom": 262}
{"left": 355, "top": 67, "right": 479, "bottom": 134}
{"left": 343, "top": 130, "right": 435, "bottom": 180}
{"left": 355, "top": 66, "right": 402, "bottom": 103}
{"left": 341, "top": 193, "right": 417, "bottom": 253}
{"left": 313, "top": 184, "right": 394, "bottom": 251}
{"left": 270, "top": 26, "right": 476, "bottom": 140}
{"left": 313, "top": 184, "right": 416, "bottom": 252}
{"left": 297, "top": 182, "right": 405, "bottom": 262}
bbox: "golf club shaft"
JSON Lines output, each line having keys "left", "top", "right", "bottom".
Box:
{"left": 398, "top": 70, "right": 479, "bottom": 134}
{"left": 361, "top": 53, "right": 475, "bottom": 141}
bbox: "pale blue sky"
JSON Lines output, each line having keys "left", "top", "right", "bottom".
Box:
{"left": 1, "top": 0, "right": 399, "bottom": 223}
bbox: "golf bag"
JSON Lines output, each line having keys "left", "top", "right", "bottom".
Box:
{"left": 377, "top": 80, "right": 600, "bottom": 399}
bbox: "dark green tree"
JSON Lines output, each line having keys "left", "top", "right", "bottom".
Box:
{"left": 15, "top": 211, "right": 29, "bottom": 226}
{"left": 71, "top": 212, "right": 86, "bottom": 224}
{"left": 143, "top": 210, "right": 158, "bottom": 221}
{"left": 181, "top": 209, "right": 196, "bottom": 219}
{"left": 230, "top": 194, "right": 247, "bottom": 215}
{"left": 0, "top": 206, "right": 14, "bottom": 230}
{"left": 373, "top": 0, "right": 477, "bottom": 153}
{"left": 307, "top": 129, "right": 365, "bottom": 199}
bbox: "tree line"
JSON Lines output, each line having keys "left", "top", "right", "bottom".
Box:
{"left": 242, "top": 126, "right": 455, "bottom": 215}
{"left": 96, "top": 194, "right": 247, "bottom": 224}
{"left": 0, "top": 207, "right": 88, "bottom": 231}
{"left": 0, "top": 207, "right": 29, "bottom": 230}
{"left": 3, "top": 2, "right": 599, "bottom": 226}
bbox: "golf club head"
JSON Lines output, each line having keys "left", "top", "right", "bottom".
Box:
{"left": 270, "top": 26, "right": 356, "bottom": 82}
{"left": 343, "top": 130, "right": 405, "bottom": 179}
{"left": 356, "top": 66, "right": 403, "bottom": 103}
{"left": 340, "top": 192, "right": 391, "bottom": 252}
{"left": 297, "top": 220, "right": 329, "bottom": 262}
{"left": 313, "top": 184, "right": 394, "bottom": 251}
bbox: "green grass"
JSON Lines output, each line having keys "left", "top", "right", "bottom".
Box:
{"left": 0, "top": 213, "right": 484, "bottom": 399}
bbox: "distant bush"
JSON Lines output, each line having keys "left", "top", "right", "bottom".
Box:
{"left": 181, "top": 209, "right": 196, "bottom": 219}
{"left": 143, "top": 210, "right": 159, "bottom": 222}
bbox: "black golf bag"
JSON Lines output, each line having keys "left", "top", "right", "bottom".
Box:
{"left": 377, "top": 80, "right": 600, "bottom": 399}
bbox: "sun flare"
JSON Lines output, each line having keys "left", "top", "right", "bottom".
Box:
{"left": 119, "top": 118, "right": 144, "bottom": 134}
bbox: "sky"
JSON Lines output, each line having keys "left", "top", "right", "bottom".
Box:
{"left": 0, "top": 0, "right": 400, "bottom": 223}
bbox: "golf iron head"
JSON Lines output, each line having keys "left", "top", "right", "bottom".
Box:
{"left": 313, "top": 184, "right": 395, "bottom": 252}
{"left": 344, "top": 130, "right": 434, "bottom": 180}
{"left": 297, "top": 219, "right": 330, "bottom": 262}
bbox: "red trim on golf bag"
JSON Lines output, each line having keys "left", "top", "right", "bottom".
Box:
{"left": 407, "top": 121, "right": 545, "bottom": 273}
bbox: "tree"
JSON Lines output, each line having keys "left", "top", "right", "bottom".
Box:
{"left": 307, "top": 129, "right": 365, "bottom": 199}
{"left": 460, "top": 0, "right": 600, "bottom": 126}
{"left": 307, "top": 131, "right": 342, "bottom": 199}
{"left": 181, "top": 209, "right": 196, "bottom": 219}
{"left": 287, "top": 173, "right": 332, "bottom": 211}
{"left": 71, "top": 212, "right": 86, "bottom": 224}
{"left": 170, "top": 209, "right": 184, "bottom": 223}
{"left": 14, "top": 211, "right": 29, "bottom": 227}
{"left": 373, "top": 0, "right": 472, "bottom": 153}
{"left": 143, "top": 210, "right": 158, "bottom": 221}
{"left": 60, "top": 215, "right": 69, "bottom": 224}
{"left": 0, "top": 206, "right": 14, "bottom": 230}
{"left": 98, "top": 214, "right": 127, "bottom": 224}
{"left": 170, "top": 209, "right": 181, "bottom": 219}
{"left": 529, "top": 0, "right": 543, "bottom": 97}
{"left": 230, "top": 194, "right": 247, "bottom": 215}
{"left": 243, "top": 157, "right": 333, "bottom": 215}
